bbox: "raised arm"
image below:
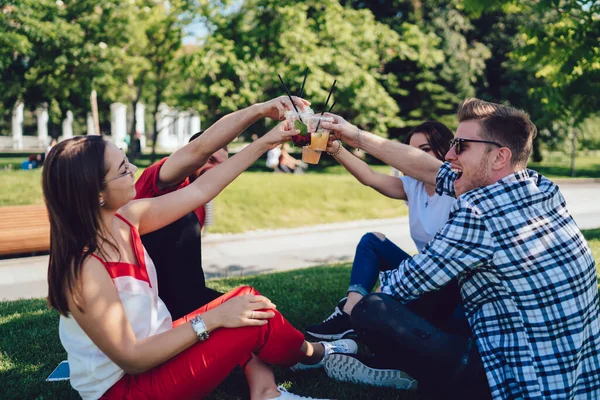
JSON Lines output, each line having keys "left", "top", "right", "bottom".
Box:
{"left": 326, "top": 140, "right": 407, "bottom": 200}
{"left": 157, "top": 96, "right": 310, "bottom": 189}
{"left": 321, "top": 114, "right": 442, "bottom": 186}
{"left": 123, "top": 121, "right": 296, "bottom": 235}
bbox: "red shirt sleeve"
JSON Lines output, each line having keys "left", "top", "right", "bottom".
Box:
{"left": 134, "top": 157, "right": 206, "bottom": 226}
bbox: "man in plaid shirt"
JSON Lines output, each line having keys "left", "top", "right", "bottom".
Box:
{"left": 320, "top": 99, "right": 600, "bottom": 399}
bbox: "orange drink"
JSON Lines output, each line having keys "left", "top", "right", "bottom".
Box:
{"left": 302, "top": 146, "right": 321, "bottom": 164}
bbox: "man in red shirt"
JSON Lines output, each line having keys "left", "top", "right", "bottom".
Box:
{"left": 134, "top": 96, "right": 310, "bottom": 319}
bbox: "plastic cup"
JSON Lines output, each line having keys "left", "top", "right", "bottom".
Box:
{"left": 285, "top": 108, "right": 314, "bottom": 147}
{"left": 308, "top": 115, "right": 333, "bottom": 151}
{"left": 302, "top": 146, "right": 321, "bottom": 164}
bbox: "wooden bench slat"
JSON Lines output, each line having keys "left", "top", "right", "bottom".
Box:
{"left": 0, "top": 205, "right": 50, "bottom": 256}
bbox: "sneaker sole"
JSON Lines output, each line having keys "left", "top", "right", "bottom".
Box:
{"left": 324, "top": 354, "right": 418, "bottom": 390}
{"left": 305, "top": 329, "right": 355, "bottom": 340}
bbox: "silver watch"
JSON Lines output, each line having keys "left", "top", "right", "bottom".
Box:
{"left": 190, "top": 315, "right": 209, "bottom": 341}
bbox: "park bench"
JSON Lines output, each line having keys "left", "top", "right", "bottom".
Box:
{"left": 0, "top": 204, "right": 50, "bottom": 256}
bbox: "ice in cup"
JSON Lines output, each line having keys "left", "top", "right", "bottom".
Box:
{"left": 302, "top": 146, "right": 321, "bottom": 164}
{"left": 308, "top": 115, "right": 334, "bottom": 151}
{"left": 285, "top": 108, "right": 314, "bottom": 147}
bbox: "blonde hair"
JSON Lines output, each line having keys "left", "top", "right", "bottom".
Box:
{"left": 457, "top": 98, "right": 537, "bottom": 169}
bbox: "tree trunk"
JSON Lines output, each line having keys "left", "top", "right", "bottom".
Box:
{"left": 570, "top": 127, "right": 577, "bottom": 177}
{"left": 151, "top": 85, "right": 163, "bottom": 165}
{"left": 532, "top": 136, "right": 543, "bottom": 162}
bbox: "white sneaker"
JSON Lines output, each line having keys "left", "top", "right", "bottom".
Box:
{"left": 290, "top": 339, "right": 358, "bottom": 371}
{"left": 267, "top": 385, "right": 333, "bottom": 400}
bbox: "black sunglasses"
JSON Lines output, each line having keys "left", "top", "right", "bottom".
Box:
{"left": 449, "top": 138, "right": 503, "bottom": 155}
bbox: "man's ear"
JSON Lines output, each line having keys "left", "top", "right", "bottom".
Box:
{"left": 493, "top": 147, "right": 512, "bottom": 171}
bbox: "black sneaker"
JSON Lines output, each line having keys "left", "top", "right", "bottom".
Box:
{"left": 305, "top": 298, "right": 354, "bottom": 340}
{"left": 324, "top": 353, "right": 418, "bottom": 390}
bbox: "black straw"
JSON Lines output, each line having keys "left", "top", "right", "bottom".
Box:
{"left": 299, "top": 67, "right": 309, "bottom": 98}
{"left": 316, "top": 80, "right": 337, "bottom": 131}
{"left": 328, "top": 100, "right": 336, "bottom": 113}
{"left": 278, "top": 74, "right": 303, "bottom": 123}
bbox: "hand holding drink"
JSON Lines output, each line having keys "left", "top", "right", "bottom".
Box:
{"left": 308, "top": 115, "right": 333, "bottom": 151}
{"left": 260, "top": 120, "right": 299, "bottom": 150}
{"left": 320, "top": 113, "right": 360, "bottom": 148}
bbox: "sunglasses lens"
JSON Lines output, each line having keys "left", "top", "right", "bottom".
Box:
{"left": 455, "top": 141, "right": 462, "bottom": 155}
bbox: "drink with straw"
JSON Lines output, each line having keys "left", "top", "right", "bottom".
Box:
{"left": 308, "top": 115, "right": 333, "bottom": 151}
{"left": 285, "top": 108, "right": 314, "bottom": 147}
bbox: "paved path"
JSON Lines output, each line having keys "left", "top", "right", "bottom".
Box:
{"left": 1, "top": 182, "right": 599, "bottom": 301}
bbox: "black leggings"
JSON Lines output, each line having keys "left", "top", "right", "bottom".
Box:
{"left": 351, "top": 292, "right": 491, "bottom": 400}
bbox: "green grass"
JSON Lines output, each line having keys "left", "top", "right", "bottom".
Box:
{"left": 211, "top": 171, "right": 403, "bottom": 233}
{"left": 528, "top": 151, "right": 600, "bottom": 179}
{"left": 1, "top": 228, "right": 599, "bottom": 400}
{"left": 0, "top": 167, "right": 406, "bottom": 233}
{"left": 0, "top": 265, "right": 415, "bottom": 400}
{"left": 0, "top": 151, "right": 598, "bottom": 233}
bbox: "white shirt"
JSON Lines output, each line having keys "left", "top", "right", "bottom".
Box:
{"left": 59, "top": 217, "right": 172, "bottom": 400}
{"left": 266, "top": 147, "right": 281, "bottom": 168}
{"left": 400, "top": 175, "right": 456, "bottom": 251}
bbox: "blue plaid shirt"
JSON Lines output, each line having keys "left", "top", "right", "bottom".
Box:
{"left": 380, "top": 162, "right": 600, "bottom": 399}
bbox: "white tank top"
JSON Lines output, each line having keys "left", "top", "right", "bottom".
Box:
{"left": 58, "top": 214, "right": 172, "bottom": 400}
{"left": 400, "top": 176, "right": 456, "bottom": 251}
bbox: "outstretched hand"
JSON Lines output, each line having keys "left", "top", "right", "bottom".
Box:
{"left": 258, "top": 96, "right": 311, "bottom": 121}
{"left": 320, "top": 113, "right": 360, "bottom": 148}
{"left": 260, "top": 120, "right": 299, "bottom": 149}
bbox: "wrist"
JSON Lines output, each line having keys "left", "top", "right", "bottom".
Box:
{"left": 198, "top": 309, "right": 221, "bottom": 331}
{"left": 249, "top": 103, "right": 265, "bottom": 122}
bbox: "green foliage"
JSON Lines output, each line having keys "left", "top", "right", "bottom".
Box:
{"left": 343, "top": 0, "right": 491, "bottom": 138}
{"left": 0, "top": 0, "right": 141, "bottom": 127}
{"left": 175, "top": 0, "right": 404, "bottom": 135}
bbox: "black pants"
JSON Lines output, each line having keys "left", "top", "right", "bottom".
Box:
{"left": 351, "top": 292, "right": 491, "bottom": 400}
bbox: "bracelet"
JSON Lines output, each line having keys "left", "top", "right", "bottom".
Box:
{"left": 356, "top": 126, "right": 361, "bottom": 150}
{"left": 327, "top": 140, "right": 343, "bottom": 156}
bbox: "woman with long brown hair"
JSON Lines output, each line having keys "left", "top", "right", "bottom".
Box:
{"left": 43, "top": 123, "right": 356, "bottom": 400}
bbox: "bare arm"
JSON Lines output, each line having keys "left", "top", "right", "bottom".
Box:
{"left": 122, "top": 121, "right": 295, "bottom": 235}
{"left": 69, "top": 258, "right": 275, "bottom": 374}
{"left": 321, "top": 114, "right": 442, "bottom": 186}
{"left": 158, "top": 96, "right": 310, "bottom": 189}
{"left": 327, "top": 141, "right": 407, "bottom": 200}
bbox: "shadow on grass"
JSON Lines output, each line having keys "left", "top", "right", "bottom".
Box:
{"left": 0, "top": 299, "right": 79, "bottom": 399}
{"left": 0, "top": 266, "right": 415, "bottom": 400}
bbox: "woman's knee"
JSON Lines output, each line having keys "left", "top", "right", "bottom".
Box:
{"left": 359, "top": 232, "right": 386, "bottom": 246}
{"left": 230, "top": 285, "right": 260, "bottom": 297}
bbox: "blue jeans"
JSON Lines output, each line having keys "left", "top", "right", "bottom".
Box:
{"left": 348, "top": 232, "right": 411, "bottom": 297}
{"left": 348, "top": 232, "right": 467, "bottom": 333}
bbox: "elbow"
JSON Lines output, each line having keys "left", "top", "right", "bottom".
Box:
{"left": 113, "top": 350, "right": 150, "bottom": 375}
{"left": 120, "top": 361, "right": 149, "bottom": 375}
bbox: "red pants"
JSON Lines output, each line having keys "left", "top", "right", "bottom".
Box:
{"left": 101, "top": 286, "right": 305, "bottom": 399}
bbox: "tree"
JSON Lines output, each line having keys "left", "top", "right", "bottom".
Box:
{"left": 174, "top": 0, "right": 405, "bottom": 137}
{"left": 0, "top": 0, "right": 140, "bottom": 135}
{"left": 341, "top": 0, "right": 491, "bottom": 138}
{"left": 464, "top": 0, "right": 600, "bottom": 175}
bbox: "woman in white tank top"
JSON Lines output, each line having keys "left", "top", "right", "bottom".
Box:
{"left": 306, "top": 121, "right": 461, "bottom": 340}
{"left": 43, "top": 116, "right": 356, "bottom": 400}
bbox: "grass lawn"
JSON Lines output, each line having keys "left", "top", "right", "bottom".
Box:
{"left": 528, "top": 151, "right": 600, "bottom": 179}
{"left": 1, "top": 229, "right": 599, "bottom": 400}
{"left": 0, "top": 150, "right": 597, "bottom": 233}
{"left": 0, "top": 166, "right": 406, "bottom": 234}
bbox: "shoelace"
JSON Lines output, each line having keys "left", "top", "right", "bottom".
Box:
{"left": 276, "top": 386, "right": 318, "bottom": 399}
{"left": 322, "top": 340, "right": 351, "bottom": 356}
{"left": 322, "top": 307, "right": 343, "bottom": 323}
